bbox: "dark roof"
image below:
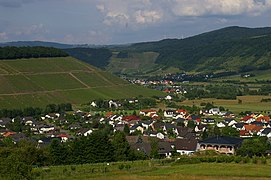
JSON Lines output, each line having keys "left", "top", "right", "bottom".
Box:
{"left": 199, "top": 136, "right": 242, "bottom": 146}
{"left": 158, "top": 141, "right": 174, "bottom": 154}
{"left": 251, "top": 121, "right": 264, "bottom": 126}
{"left": 175, "top": 138, "right": 198, "bottom": 151}
{"left": 164, "top": 123, "right": 175, "bottom": 130}
{"left": 261, "top": 128, "right": 271, "bottom": 135}
{"left": 234, "top": 122, "right": 244, "bottom": 128}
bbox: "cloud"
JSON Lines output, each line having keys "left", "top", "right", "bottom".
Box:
{"left": 96, "top": 0, "right": 164, "bottom": 27}
{"left": 15, "top": 23, "right": 48, "bottom": 35}
{"left": 96, "top": 0, "right": 271, "bottom": 27}
{"left": 170, "top": 0, "right": 271, "bottom": 17}
{"left": 0, "top": 0, "right": 35, "bottom": 8}
{"left": 0, "top": 32, "right": 8, "bottom": 40}
{"left": 135, "top": 10, "right": 162, "bottom": 24}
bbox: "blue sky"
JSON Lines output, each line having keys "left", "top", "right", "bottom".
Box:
{"left": 0, "top": 0, "right": 271, "bottom": 44}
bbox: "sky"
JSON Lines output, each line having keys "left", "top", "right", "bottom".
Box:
{"left": 0, "top": 0, "right": 271, "bottom": 45}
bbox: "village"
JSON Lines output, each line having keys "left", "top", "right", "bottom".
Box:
{"left": 1, "top": 96, "right": 271, "bottom": 158}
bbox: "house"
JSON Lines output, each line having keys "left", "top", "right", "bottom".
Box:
{"left": 77, "top": 128, "right": 93, "bottom": 136}
{"left": 175, "top": 126, "right": 195, "bottom": 139}
{"left": 37, "top": 137, "right": 62, "bottom": 148}
{"left": 0, "top": 118, "right": 11, "bottom": 128}
{"left": 202, "top": 118, "right": 216, "bottom": 124}
{"left": 139, "top": 110, "right": 157, "bottom": 116}
{"left": 240, "top": 130, "right": 252, "bottom": 138}
{"left": 194, "top": 124, "right": 208, "bottom": 133}
{"left": 39, "top": 125, "right": 55, "bottom": 134}
{"left": 232, "top": 122, "right": 245, "bottom": 131}
{"left": 164, "top": 110, "right": 175, "bottom": 118}
{"left": 130, "top": 124, "right": 144, "bottom": 134}
{"left": 209, "top": 108, "right": 220, "bottom": 115}
{"left": 127, "top": 136, "right": 152, "bottom": 156}
{"left": 259, "top": 128, "right": 271, "bottom": 137}
{"left": 198, "top": 136, "right": 243, "bottom": 155}
{"left": 217, "top": 122, "right": 226, "bottom": 128}
{"left": 149, "top": 132, "right": 165, "bottom": 139}
{"left": 152, "top": 122, "right": 164, "bottom": 131}
{"left": 175, "top": 138, "right": 198, "bottom": 155}
{"left": 122, "top": 115, "right": 141, "bottom": 122}
{"left": 165, "top": 95, "right": 172, "bottom": 100}
{"left": 224, "top": 118, "right": 237, "bottom": 126}
{"left": 163, "top": 123, "right": 176, "bottom": 134}
{"left": 158, "top": 141, "right": 174, "bottom": 158}
{"left": 113, "top": 124, "right": 125, "bottom": 132}
{"left": 242, "top": 116, "right": 255, "bottom": 124}
{"left": 56, "top": 133, "right": 70, "bottom": 142}
{"left": 141, "top": 121, "right": 153, "bottom": 130}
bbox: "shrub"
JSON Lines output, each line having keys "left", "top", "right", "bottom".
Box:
{"left": 234, "top": 156, "right": 242, "bottom": 163}
{"left": 118, "top": 164, "right": 125, "bottom": 170}
{"left": 70, "top": 166, "right": 76, "bottom": 171}
{"left": 242, "top": 156, "right": 250, "bottom": 164}
{"left": 125, "top": 164, "right": 131, "bottom": 170}
{"left": 261, "top": 157, "right": 267, "bottom": 164}
{"left": 252, "top": 156, "right": 258, "bottom": 164}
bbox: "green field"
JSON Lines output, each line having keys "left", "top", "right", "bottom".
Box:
{"left": 179, "top": 95, "right": 271, "bottom": 113}
{"left": 31, "top": 161, "right": 271, "bottom": 180}
{"left": 0, "top": 57, "right": 164, "bottom": 109}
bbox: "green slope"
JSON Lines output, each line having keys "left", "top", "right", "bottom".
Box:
{"left": 65, "top": 26, "right": 271, "bottom": 76}
{"left": 0, "top": 57, "right": 164, "bottom": 109}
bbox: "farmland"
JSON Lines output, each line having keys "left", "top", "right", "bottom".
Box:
{"left": 0, "top": 57, "right": 164, "bottom": 109}
{"left": 179, "top": 95, "right": 271, "bottom": 113}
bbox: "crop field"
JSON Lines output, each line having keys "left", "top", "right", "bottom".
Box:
{"left": 0, "top": 57, "right": 164, "bottom": 109}
{"left": 179, "top": 95, "right": 271, "bottom": 113}
{"left": 32, "top": 161, "right": 271, "bottom": 180}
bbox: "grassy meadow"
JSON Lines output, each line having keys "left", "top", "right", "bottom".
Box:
{"left": 31, "top": 160, "right": 271, "bottom": 180}
{"left": 0, "top": 57, "right": 164, "bottom": 109}
{"left": 179, "top": 95, "right": 271, "bottom": 113}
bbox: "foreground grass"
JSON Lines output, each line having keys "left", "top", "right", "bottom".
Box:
{"left": 33, "top": 160, "right": 271, "bottom": 180}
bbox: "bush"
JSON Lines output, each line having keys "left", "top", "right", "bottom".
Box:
{"left": 118, "top": 164, "right": 125, "bottom": 170}
{"left": 234, "top": 156, "right": 242, "bottom": 163}
{"left": 261, "top": 157, "right": 267, "bottom": 164}
{"left": 242, "top": 156, "right": 250, "bottom": 164}
{"left": 252, "top": 156, "right": 258, "bottom": 164}
{"left": 71, "top": 166, "right": 76, "bottom": 171}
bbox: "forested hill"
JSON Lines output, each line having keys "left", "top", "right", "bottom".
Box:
{"left": 125, "top": 26, "right": 271, "bottom": 72}
{"left": 124, "top": 26, "right": 271, "bottom": 72}
{"left": 0, "top": 46, "right": 68, "bottom": 60}
{"left": 64, "top": 48, "right": 112, "bottom": 69}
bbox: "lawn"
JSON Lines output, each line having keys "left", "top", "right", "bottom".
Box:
{"left": 32, "top": 161, "right": 271, "bottom": 180}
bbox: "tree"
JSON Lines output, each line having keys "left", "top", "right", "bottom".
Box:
{"left": 221, "top": 127, "right": 239, "bottom": 137}
{"left": 112, "top": 131, "right": 131, "bottom": 161}
{"left": 237, "top": 137, "right": 270, "bottom": 157}
{"left": 124, "top": 124, "right": 130, "bottom": 135}
{"left": 149, "top": 137, "right": 159, "bottom": 159}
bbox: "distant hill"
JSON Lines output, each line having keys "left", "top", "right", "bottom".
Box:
{"left": 0, "top": 41, "right": 75, "bottom": 49}
{"left": 63, "top": 26, "right": 271, "bottom": 76}
{"left": 0, "top": 56, "right": 163, "bottom": 109}
{"left": 126, "top": 26, "right": 271, "bottom": 73}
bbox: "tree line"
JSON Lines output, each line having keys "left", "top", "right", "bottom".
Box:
{"left": 0, "top": 46, "right": 68, "bottom": 60}
{"left": 0, "top": 103, "right": 72, "bottom": 118}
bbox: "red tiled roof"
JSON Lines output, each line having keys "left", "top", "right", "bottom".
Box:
{"left": 122, "top": 115, "right": 141, "bottom": 122}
